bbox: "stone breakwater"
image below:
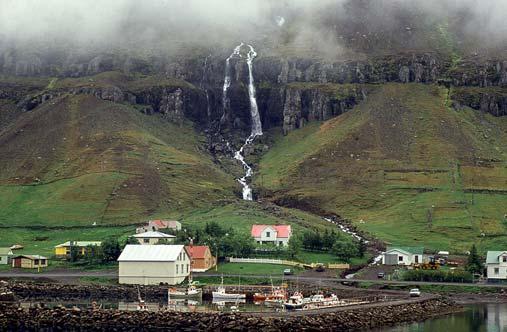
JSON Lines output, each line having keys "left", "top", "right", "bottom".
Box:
{"left": 0, "top": 298, "right": 458, "bottom": 331}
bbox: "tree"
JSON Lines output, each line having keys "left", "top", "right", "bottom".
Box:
{"left": 358, "top": 239, "right": 367, "bottom": 258}
{"left": 466, "top": 244, "right": 483, "bottom": 275}
{"left": 204, "top": 221, "right": 226, "bottom": 238}
{"left": 331, "top": 240, "right": 358, "bottom": 263}
{"left": 68, "top": 245, "right": 80, "bottom": 262}
{"left": 287, "top": 236, "right": 301, "bottom": 259}
{"left": 102, "top": 237, "right": 121, "bottom": 262}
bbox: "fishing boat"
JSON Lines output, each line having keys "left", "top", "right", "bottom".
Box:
{"left": 168, "top": 285, "right": 202, "bottom": 299}
{"left": 212, "top": 276, "right": 246, "bottom": 300}
{"left": 284, "top": 292, "right": 305, "bottom": 310}
{"left": 253, "top": 286, "right": 287, "bottom": 305}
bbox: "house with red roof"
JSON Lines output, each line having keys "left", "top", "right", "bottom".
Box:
{"left": 251, "top": 225, "right": 292, "bottom": 247}
{"left": 185, "top": 245, "right": 216, "bottom": 272}
{"left": 136, "top": 220, "right": 182, "bottom": 234}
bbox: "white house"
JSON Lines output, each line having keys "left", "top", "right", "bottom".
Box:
{"left": 382, "top": 247, "right": 424, "bottom": 266}
{"left": 0, "top": 248, "right": 13, "bottom": 265}
{"left": 486, "top": 251, "right": 507, "bottom": 282}
{"left": 117, "top": 245, "right": 190, "bottom": 285}
{"left": 251, "top": 225, "right": 292, "bottom": 247}
{"left": 136, "top": 220, "right": 182, "bottom": 234}
{"left": 132, "top": 231, "right": 176, "bottom": 245}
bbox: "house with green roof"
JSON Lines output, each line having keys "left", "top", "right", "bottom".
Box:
{"left": 0, "top": 247, "right": 14, "bottom": 265}
{"left": 382, "top": 246, "right": 424, "bottom": 266}
{"left": 486, "top": 251, "right": 507, "bottom": 282}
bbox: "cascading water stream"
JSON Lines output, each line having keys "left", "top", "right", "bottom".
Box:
{"left": 222, "top": 43, "right": 263, "bottom": 201}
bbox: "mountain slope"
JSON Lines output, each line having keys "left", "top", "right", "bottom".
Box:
{"left": 0, "top": 93, "right": 236, "bottom": 227}
{"left": 258, "top": 83, "right": 507, "bottom": 251}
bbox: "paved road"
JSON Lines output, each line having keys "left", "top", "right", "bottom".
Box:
{"left": 0, "top": 270, "right": 505, "bottom": 289}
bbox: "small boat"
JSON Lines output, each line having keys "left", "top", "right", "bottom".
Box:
{"left": 284, "top": 292, "right": 304, "bottom": 310}
{"left": 212, "top": 276, "right": 246, "bottom": 300}
{"left": 168, "top": 285, "right": 202, "bottom": 299}
{"left": 254, "top": 286, "right": 287, "bottom": 305}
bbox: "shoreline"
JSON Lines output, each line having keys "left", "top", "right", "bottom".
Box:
{"left": 0, "top": 281, "right": 462, "bottom": 331}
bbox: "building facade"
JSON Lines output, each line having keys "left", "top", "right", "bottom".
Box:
{"left": 382, "top": 247, "right": 424, "bottom": 266}
{"left": 118, "top": 245, "right": 190, "bottom": 285}
{"left": 12, "top": 255, "right": 48, "bottom": 269}
{"left": 54, "top": 241, "right": 102, "bottom": 257}
{"left": 486, "top": 251, "right": 507, "bottom": 282}
{"left": 0, "top": 248, "right": 13, "bottom": 265}
{"left": 136, "top": 220, "right": 182, "bottom": 234}
{"left": 185, "top": 245, "right": 216, "bottom": 272}
{"left": 251, "top": 225, "right": 292, "bottom": 246}
{"left": 132, "top": 231, "right": 176, "bottom": 245}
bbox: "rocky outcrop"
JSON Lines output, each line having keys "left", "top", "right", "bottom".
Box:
{"left": 281, "top": 84, "right": 366, "bottom": 134}
{"left": 451, "top": 87, "right": 507, "bottom": 117}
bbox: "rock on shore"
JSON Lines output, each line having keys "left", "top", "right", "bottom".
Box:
{"left": 0, "top": 297, "right": 458, "bottom": 331}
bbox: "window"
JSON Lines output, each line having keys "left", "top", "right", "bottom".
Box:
{"left": 266, "top": 232, "right": 270, "bottom": 238}
{"left": 186, "top": 264, "right": 189, "bottom": 273}
{"left": 398, "top": 256, "right": 403, "bottom": 262}
{"left": 495, "top": 268, "right": 499, "bottom": 275}
{"left": 279, "top": 241, "right": 283, "bottom": 246}
{"left": 176, "top": 264, "right": 179, "bottom": 274}
{"left": 0, "top": 257, "right": 2, "bottom": 261}
{"left": 41, "top": 259, "right": 46, "bottom": 265}
{"left": 143, "top": 238, "right": 149, "bottom": 243}
{"left": 503, "top": 256, "right": 507, "bottom": 263}
{"left": 181, "top": 264, "right": 184, "bottom": 274}
{"left": 34, "top": 259, "right": 39, "bottom": 265}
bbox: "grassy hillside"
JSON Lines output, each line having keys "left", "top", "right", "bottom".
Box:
{"left": 0, "top": 93, "right": 236, "bottom": 227}
{"left": 257, "top": 83, "right": 507, "bottom": 253}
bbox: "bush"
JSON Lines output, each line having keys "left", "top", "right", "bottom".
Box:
{"left": 402, "top": 269, "right": 473, "bottom": 283}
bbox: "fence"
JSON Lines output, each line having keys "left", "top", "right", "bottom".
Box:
{"left": 227, "top": 258, "right": 349, "bottom": 269}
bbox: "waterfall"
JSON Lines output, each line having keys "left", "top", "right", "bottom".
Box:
{"left": 222, "top": 43, "right": 263, "bottom": 201}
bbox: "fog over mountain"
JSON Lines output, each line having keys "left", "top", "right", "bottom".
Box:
{"left": 1, "top": 0, "right": 506, "bottom": 56}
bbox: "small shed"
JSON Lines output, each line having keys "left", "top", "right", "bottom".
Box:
{"left": 0, "top": 248, "right": 14, "bottom": 265}
{"left": 132, "top": 231, "right": 176, "bottom": 245}
{"left": 12, "top": 255, "right": 48, "bottom": 269}
{"left": 382, "top": 247, "right": 424, "bottom": 266}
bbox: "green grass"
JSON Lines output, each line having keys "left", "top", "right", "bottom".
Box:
{"left": 216, "top": 263, "right": 302, "bottom": 275}
{"left": 257, "top": 83, "right": 507, "bottom": 253}
{"left": 0, "top": 227, "right": 134, "bottom": 257}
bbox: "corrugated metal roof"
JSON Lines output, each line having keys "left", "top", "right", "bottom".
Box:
{"left": 251, "top": 225, "right": 292, "bottom": 238}
{"left": 118, "top": 245, "right": 185, "bottom": 262}
{"left": 132, "top": 231, "right": 176, "bottom": 239}
{"left": 486, "top": 251, "right": 507, "bottom": 264}
{"left": 54, "top": 241, "right": 102, "bottom": 248}
{"left": 386, "top": 246, "right": 424, "bottom": 255}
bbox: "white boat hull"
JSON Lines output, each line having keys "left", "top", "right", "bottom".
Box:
{"left": 212, "top": 292, "right": 246, "bottom": 300}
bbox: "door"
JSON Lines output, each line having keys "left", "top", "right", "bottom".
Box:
{"left": 13, "top": 258, "right": 21, "bottom": 268}
{"left": 415, "top": 255, "right": 419, "bottom": 264}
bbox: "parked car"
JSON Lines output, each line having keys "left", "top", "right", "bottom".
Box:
{"left": 377, "top": 272, "right": 385, "bottom": 279}
{"left": 409, "top": 288, "right": 421, "bottom": 297}
{"left": 283, "top": 268, "right": 294, "bottom": 276}
{"left": 315, "top": 264, "right": 326, "bottom": 272}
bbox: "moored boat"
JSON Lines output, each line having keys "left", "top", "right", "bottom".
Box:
{"left": 168, "top": 285, "right": 203, "bottom": 299}
{"left": 212, "top": 276, "right": 246, "bottom": 300}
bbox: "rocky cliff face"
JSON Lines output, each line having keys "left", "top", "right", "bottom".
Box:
{"left": 2, "top": 48, "right": 507, "bottom": 137}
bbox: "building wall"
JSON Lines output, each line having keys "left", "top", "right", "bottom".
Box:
{"left": 119, "top": 251, "right": 190, "bottom": 285}
{"left": 192, "top": 251, "right": 216, "bottom": 271}
{"left": 254, "top": 236, "right": 289, "bottom": 246}
{"left": 136, "top": 238, "right": 174, "bottom": 245}
{"left": 383, "top": 250, "right": 422, "bottom": 265}
{"left": 487, "top": 264, "right": 507, "bottom": 280}
{"left": 55, "top": 247, "right": 67, "bottom": 256}
{"left": 0, "top": 254, "right": 11, "bottom": 265}
{"left": 13, "top": 258, "right": 48, "bottom": 269}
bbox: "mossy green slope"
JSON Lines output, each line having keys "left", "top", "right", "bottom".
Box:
{"left": 0, "top": 93, "right": 236, "bottom": 227}
{"left": 258, "top": 83, "right": 507, "bottom": 252}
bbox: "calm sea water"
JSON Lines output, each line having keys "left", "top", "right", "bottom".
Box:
{"left": 373, "top": 303, "right": 507, "bottom": 332}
